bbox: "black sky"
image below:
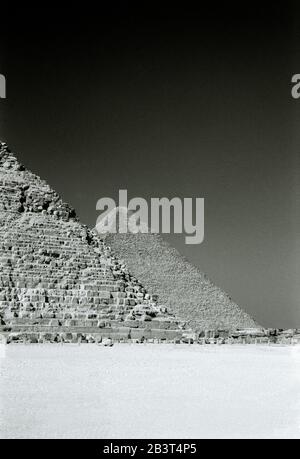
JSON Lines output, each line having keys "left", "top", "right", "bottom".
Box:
{"left": 0, "top": 3, "right": 299, "bottom": 327}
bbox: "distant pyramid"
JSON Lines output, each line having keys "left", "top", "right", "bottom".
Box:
{"left": 98, "top": 207, "right": 257, "bottom": 330}
{"left": 0, "top": 142, "right": 186, "bottom": 342}
{"left": 96, "top": 206, "right": 149, "bottom": 235}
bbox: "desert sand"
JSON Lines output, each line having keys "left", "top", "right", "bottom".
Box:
{"left": 0, "top": 344, "right": 299, "bottom": 439}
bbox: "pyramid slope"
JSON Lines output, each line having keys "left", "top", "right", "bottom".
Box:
{"left": 0, "top": 142, "right": 185, "bottom": 342}
{"left": 102, "top": 225, "right": 257, "bottom": 330}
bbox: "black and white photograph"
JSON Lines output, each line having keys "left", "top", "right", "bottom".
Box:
{"left": 0, "top": 2, "right": 299, "bottom": 442}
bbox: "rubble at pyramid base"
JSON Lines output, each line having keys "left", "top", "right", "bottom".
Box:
{"left": 1, "top": 327, "right": 300, "bottom": 345}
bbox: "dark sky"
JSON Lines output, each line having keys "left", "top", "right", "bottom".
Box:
{"left": 0, "top": 3, "right": 299, "bottom": 327}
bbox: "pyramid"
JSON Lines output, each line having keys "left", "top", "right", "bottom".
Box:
{"left": 98, "top": 208, "right": 257, "bottom": 330}
{"left": 0, "top": 141, "right": 186, "bottom": 343}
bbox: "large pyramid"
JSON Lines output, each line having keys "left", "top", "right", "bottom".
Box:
{"left": 0, "top": 141, "right": 186, "bottom": 343}
{"left": 99, "top": 208, "right": 257, "bottom": 330}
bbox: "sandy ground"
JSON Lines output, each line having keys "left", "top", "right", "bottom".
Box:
{"left": 0, "top": 343, "right": 300, "bottom": 439}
